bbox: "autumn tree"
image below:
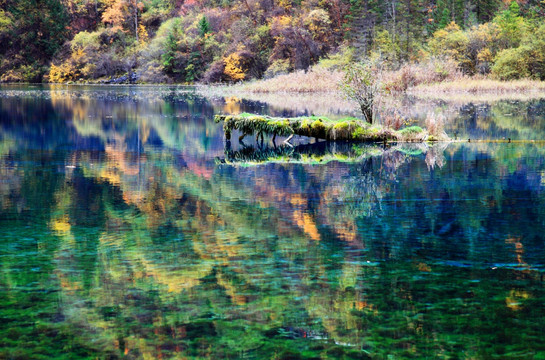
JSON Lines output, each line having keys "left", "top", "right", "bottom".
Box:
{"left": 102, "top": 0, "right": 143, "bottom": 40}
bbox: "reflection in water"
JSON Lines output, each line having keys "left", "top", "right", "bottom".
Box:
{"left": 1, "top": 86, "right": 545, "bottom": 359}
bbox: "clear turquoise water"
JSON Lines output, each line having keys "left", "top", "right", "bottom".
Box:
{"left": 1, "top": 85, "right": 545, "bottom": 359}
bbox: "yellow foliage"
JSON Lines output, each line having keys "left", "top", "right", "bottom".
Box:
{"left": 48, "top": 48, "right": 89, "bottom": 83}
{"left": 223, "top": 53, "right": 246, "bottom": 81}
{"left": 477, "top": 48, "right": 493, "bottom": 62}
{"left": 277, "top": 0, "right": 293, "bottom": 10}
{"left": 72, "top": 48, "right": 86, "bottom": 62}
{"left": 102, "top": 0, "right": 127, "bottom": 27}
{"left": 49, "top": 63, "right": 78, "bottom": 83}
{"left": 81, "top": 63, "right": 97, "bottom": 77}
{"left": 304, "top": 9, "right": 330, "bottom": 35}
{"left": 272, "top": 15, "right": 293, "bottom": 28}
{"left": 138, "top": 24, "right": 149, "bottom": 43}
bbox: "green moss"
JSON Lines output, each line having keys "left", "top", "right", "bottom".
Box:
{"left": 338, "top": 116, "right": 360, "bottom": 122}
{"left": 311, "top": 120, "right": 325, "bottom": 129}
{"left": 398, "top": 126, "right": 424, "bottom": 135}
{"left": 308, "top": 115, "right": 332, "bottom": 122}
{"left": 333, "top": 122, "right": 349, "bottom": 130}
{"left": 217, "top": 113, "right": 447, "bottom": 143}
{"left": 352, "top": 126, "right": 379, "bottom": 139}
{"left": 310, "top": 120, "right": 327, "bottom": 138}
{"left": 300, "top": 119, "right": 312, "bottom": 130}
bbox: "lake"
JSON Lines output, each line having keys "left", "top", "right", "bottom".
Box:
{"left": 1, "top": 85, "right": 545, "bottom": 359}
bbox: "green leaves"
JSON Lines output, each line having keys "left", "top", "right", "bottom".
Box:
{"left": 198, "top": 16, "right": 211, "bottom": 38}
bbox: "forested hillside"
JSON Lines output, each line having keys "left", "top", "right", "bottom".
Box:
{"left": 0, "top": 0, "right": 544, "bottom": 83}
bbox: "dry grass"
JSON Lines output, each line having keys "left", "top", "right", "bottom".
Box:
{"left": 236, "top": 67, "right": 343, "bottom": 93}
{"left": 412, "top": 78, "right": 545, "bottom": 95}
{"left": 383, "top": 58, "right": 464, "bottom": 93}
{"left": 424, "top": 112, "right": 448, "bottom": 140}
{"left": 196, "top": 85, "right": 356, "bottom": 116}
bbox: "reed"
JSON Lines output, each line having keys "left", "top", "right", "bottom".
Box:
{"left": 411, "top": 78, "right": 545, "bottom": 95}
{"left": 235, "top": 68, "right": 343, "bottom": 93}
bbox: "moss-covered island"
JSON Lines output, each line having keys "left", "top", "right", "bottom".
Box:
{"left": 214, "top": 113, "right": 449, "bottom": 143}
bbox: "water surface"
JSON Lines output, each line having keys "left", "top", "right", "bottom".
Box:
{"left": 1, "top": 85, "right": 545, "bottom": 359}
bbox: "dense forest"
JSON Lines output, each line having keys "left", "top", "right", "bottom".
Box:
{"left": 0, "top": 0, "right": 544, "bottom": 83}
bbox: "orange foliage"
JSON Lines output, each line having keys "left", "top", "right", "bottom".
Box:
{"left": 102, "top": 0, "right": 127, "bottom": 27}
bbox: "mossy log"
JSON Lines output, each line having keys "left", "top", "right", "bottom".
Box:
{"left": 214, "top": 113, "right": 444, "bottom": 143}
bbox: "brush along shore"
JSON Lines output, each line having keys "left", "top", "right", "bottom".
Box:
{"left": 214, "top": 113, "right": 449, "bottom": 143}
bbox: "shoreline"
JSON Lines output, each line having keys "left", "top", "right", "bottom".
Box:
{"left": 2, "top": 78, "right": 545, "bottom": 103}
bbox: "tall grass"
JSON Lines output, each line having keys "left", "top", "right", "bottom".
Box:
{"left": 411, "top": 78, "right": 545, "bottom": 94}
{"left": 382, "top": 58, "right": 464, "bottom": 93}
{"left": 424, "top": 112, "right": 448, "bottom": 139}
{"left": 236, "top": 67, "right": 343, "bottom": 93}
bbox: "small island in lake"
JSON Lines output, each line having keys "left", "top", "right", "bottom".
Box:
{"left": 215, "top": 113, "right": 450, "bottom": 144}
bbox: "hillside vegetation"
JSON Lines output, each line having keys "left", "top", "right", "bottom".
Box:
{"left": 0, "top": 0, "right": 544, "bottom": 84}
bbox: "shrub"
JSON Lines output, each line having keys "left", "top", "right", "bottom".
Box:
{"left": 202, "top": 59, "right": 226, "bottom": 83}
{"left": 494, "top": 1, "right": 526, "bottom": 49}
{"left": 491, "top": 22, "right": 545, "bottom": 80}
{"left": 370, "top": 30, "right": 402, "bottom": 65}
{"left": 223, "top": 46, "right": 255, "bottom": 82}
{"left": 491, "top": 47, "right": 531, "bottom": 80}
{"left": 1, "top": 65, "right": 43, "bottom": 82}
{"left": 317, "top": 45, "right": 355, "bottom": 71}
{"left": 429, "top": 22, "right": 470, "bottom": 71}
{"left": 429, "top": 21, "right": 502, "bottom": 75}
{"left": 71, "top": 31, "right": 100, "bottom": 52}
{"left": 263, "top": 59, "right": 291, "bottom": 79}
{"left": 49, "top": 62, "right": 78, "bottom": 83}
{"left": 340, "top": 61, "right": 384, "bottom": 124}
{"left": 138, "top": 60, "right": 170, "bottom": 83}
{"left": 381, "top": 110, "right": 405, "bottom": 130}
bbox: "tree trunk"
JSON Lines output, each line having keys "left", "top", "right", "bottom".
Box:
{"left": 134, "top": 0, "right": 138, "bottom": 41}
{"left": 361, "top": 104, "right": 373, "bottom": 124}
{"left": 405, "top": 0, "right": 411, "bottom": 59}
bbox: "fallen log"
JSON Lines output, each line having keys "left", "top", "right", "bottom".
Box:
{"left": 214, "top": 113, "right": 447, "bottom": 143}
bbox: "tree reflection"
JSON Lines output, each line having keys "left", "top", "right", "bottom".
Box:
{"left": 1, "top": 91, "right": 545, "bottom": 358}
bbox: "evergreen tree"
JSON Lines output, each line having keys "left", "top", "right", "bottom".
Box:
{"left": 198, "top": 16, "right": 210, "bottom": 38}
{"left": 348, "top": 0, "right": 376, "bottom": 59}
{"left": 162, "top": 31, "right": 179, "bottom": 75}
{"left": 438, "top": 7, "right": 452, "bottom": 28}
{"left": 2, "top": 0, "right": 68, "bottom": 67}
